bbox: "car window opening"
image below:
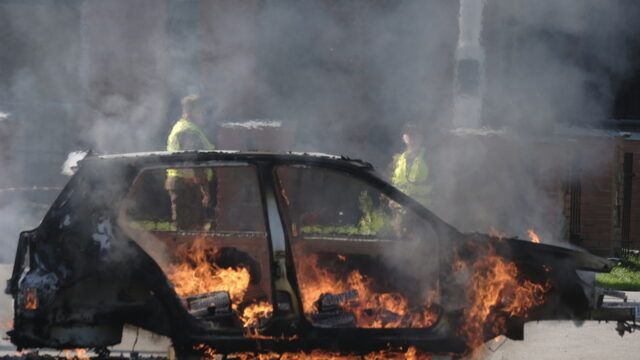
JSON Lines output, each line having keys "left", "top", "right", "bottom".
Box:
{"left": 122, "top": 165, "right": 273, "bottom": 330}
{"left": 275, "top": 166, "right": 441, "bottom": 329}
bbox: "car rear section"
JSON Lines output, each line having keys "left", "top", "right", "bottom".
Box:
{"left": 5, "top": 156, "right": 182, "bottom": 349}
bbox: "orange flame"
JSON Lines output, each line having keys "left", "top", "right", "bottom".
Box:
{"left": 63, "top": 349, "right": 89, "bottom": 360}
{"left": 198, "top": 345, "right": 433, "bottom": 360}
{"left": 241, "top": 301, "right": 273, "bottom": 329}
{"left": 24, "top": 288, "right": 37, "bottom": 310}
{"left": 527, "top": 229, "right": 540, "bottom": 243}
{"left": 76, "top": 349, "right": 89, "bottom": 360}
{"left": 165, "top": 237, "right": 251, "bottom": 304}
{"left": 163, "top": 237, "right": 272, "bottom": 329}
{"left": 295, "top": 254, "right": 438, "bottom": 328}
{"left": 452, "top": 250, "right": 467, "bottom": 273}
{"left": 458, "top": 243, "right": 549, "bottom": 351}
{"left": 489, "top": 227, "right": 505, "bottom": 240}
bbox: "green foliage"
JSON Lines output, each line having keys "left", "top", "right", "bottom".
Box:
{"left": 596, "top": 254, "right": 640, "bottom": 291}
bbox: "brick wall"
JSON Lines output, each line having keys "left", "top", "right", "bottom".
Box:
{"left": 575, "top": 137, "right": 619, "bottom": 255}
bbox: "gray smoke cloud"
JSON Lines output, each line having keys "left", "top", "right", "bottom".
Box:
{"left": 1, "top": 0, "right": 639, "bottom": 260}
{"left": 256, "top": 0, "right": 458, "bottom": 167}
{"left": 0, "top": 2, "right": 80, "bottom": 261}
{"left": 2, "top": 3, "right": 640, "bottom": 354}
{"left": 431, "top": 0, "right": 639, "bottom": 243}
{"left": 481, "top": 0, "right": 634, "bottom": 130}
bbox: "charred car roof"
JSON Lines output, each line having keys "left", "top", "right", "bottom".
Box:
{"left": 84, "top": 150, "right": 375, "bottom": 170}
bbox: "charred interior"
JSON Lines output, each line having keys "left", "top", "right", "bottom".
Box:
{"left": 122, "top": 161, "right": 444, "bottom": 334}
{"left": 124, "top": 164, "right": 274, "bottom": 332}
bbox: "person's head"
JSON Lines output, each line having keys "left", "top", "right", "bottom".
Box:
{"left": 401, "top": 122, "right": 424, "bottom": 149}
{"left": 181, "top": 94, "right": 205, "bottom": 125}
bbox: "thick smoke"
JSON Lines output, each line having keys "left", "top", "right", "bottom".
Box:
{"left": 257, "top": 0, "right": 458, "bottom": 168}
{"left": 432, "top": 0, "right": 640, "bottom": 242}
{"left": 2, "top": 2, "right": 640, "bottom": 354}
{"left": 0, "top": 0, "right": 639, "bottom": 260}
{"left": 78, "top": 0, "right": 169, "bottom": 152}
{"left": 0, "top": 3, "right": 81, "bottom": 261}
{"left": 481, "top": 0, "right": 635, "bottom": 130}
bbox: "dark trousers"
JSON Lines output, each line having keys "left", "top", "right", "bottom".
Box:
{"left": 165, "top": 176, "right": 205, "bottom": 230}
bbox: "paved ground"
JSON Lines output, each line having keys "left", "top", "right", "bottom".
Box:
{"left": 481, "top": 319, "right": 640, "bottom": 360}
{"left": 1, "top": 263, "right": 639, "bottom": 359}
{"left": 477, "top": 291, "right": 640, "bottom": 360}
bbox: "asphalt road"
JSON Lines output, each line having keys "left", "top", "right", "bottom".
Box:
{"left": 1, "top": 264, "right": 639, "bottom": 359}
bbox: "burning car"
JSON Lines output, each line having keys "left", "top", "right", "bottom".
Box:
{"left": 5, "top": 151, "right": 638, "bottom": 358}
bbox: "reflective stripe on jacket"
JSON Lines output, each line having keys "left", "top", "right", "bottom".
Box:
{"left": 166, "top": 119, "right": 215, "bottom": 178}
{"left": 391, "top": 148, "right": 432, "bottom": 207}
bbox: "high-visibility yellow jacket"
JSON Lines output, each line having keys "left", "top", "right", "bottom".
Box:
{"left": 391, "top": 148, "right": 432, "bottom": 207}
{"left": 166, "top": 118, "right": 215, "bottom": 178}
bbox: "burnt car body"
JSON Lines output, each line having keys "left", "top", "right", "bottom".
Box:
{"left": 5, "top": 151, "right": 634, "bottom": 356}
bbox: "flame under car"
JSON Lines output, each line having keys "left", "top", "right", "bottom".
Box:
{"left": 5, "top": 151, "right": 630, "bottom": 357}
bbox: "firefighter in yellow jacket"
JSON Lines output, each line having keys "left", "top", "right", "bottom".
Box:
{"left": 165, "top": 94, "right": 215, "bottom": 230}
{"left": 391, "top": 122, "right": 432, "bottom": 207}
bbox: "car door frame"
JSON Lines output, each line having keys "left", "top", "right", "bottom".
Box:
{"left": 264, "top": 159, "right": 468, "bottom": 353}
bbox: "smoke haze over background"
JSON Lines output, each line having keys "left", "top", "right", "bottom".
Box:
{"left": 1, "top": 0, "right": 640, "bottom": 260}
{"left": 436, "top": 0, "right": 640, "bottom": 242}
{"left": 482, "top": 0, "right": 637, "bottom": 131}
